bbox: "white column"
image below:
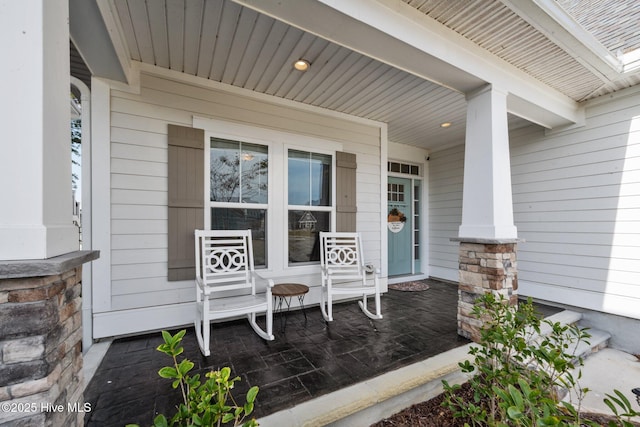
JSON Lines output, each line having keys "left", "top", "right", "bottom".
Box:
{"left": 0, "top": 0, "right": 79, "bottom": 260}
{"left": 458, "top": 84, "right": 517, "bottom": 240}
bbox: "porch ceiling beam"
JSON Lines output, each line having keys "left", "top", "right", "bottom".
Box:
{"left": 500, "top": 0, "right": 623, "bottom": 80}
{"left": 235, "top": 0, "right": 584, "bottom": 129}
{"left": 69, "top": 0, "right": 128, "bottom": 84}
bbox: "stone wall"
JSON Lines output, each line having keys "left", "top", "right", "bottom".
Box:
{"left": 0, "top": 251, "right": 98, "bottom": 426}
{"left": 457, "top": 240, "right": 519, "bottom": 342}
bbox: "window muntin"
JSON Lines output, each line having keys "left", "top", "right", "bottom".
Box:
{"left": 287, "top": 150, "right": 333, "bottom": 264}
{"left": 388, "top": 183, "right": 405, "bottom": 202}
{"left": 387, "top": 161, "right": 420, "bottom": 176}
{"left": 207, "top": 133, "right": 337, "bottom": 269}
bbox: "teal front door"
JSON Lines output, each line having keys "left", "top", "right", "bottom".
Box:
{"left": 388, "top": 177, "right": 412, "bottom": 276}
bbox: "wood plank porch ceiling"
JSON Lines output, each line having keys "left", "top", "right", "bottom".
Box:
{"left": 106, "top": 0, "right": 640, "bottom": 150}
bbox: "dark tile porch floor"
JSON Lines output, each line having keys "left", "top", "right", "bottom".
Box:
{"left": 83, "top": 279, "right": 561, "bottom": 426}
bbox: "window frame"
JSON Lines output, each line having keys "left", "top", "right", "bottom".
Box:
{"left": 205, "top": 136, "right": 271, "bottom": 268}
{"left": 285, "top": 145, "right": 336, "bottom": 266}
{"left": 197, "top": 117, "right": 342, "bottom": 275}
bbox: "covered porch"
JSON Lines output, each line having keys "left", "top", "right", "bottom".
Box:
{"left": 83, "top": 280, "right": 561, "bottom": 426}
{"left": 3, "top": 1, "right": 640, "bottom": 425}
{"left": 84, "top": 280, "right": 467, "bottom": 425}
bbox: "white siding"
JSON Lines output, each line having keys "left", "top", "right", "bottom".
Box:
{"left": 512, "top": 93, "right": 640, "bottom": 320}
{"left": 94, "top": 66, "right": 384, "bottom": 337}
{"left": 428, "top": 144, "right": 464, "bottom": 282}
{"left": 428, "top": 91, "right": 640, "bottom": 320}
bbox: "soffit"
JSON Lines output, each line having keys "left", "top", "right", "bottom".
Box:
{"left": 70, "top": 41, "right": 92, "bottom": 90}
{"left": 402, "top": 0, "right": 640, "bottom": 102}
{"left": 556, "top": 0, "right": 640, "bottom": 56}
{"left": 108, "top": 0, "right": 473, "bottom": 149}
{"left": 91, "top": 0, "right": 638, "bottom": 150}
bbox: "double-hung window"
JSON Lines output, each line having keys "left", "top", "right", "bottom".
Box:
{"left": 208, "top": 137, "right": 268, "bottom": 266}
{"left": 204, "top": 122, "right": 337, "bottom": 270}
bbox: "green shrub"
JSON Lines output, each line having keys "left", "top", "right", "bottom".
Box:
{"left": 443, "top": 293, "right": 591, "bottom": 426}
{"left": 128, "top": 330, "right": 259, "bottom": 427}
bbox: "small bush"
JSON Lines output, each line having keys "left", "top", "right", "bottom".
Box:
{"left": 443, "top": 293, "right": 591, "bottom": 426}
{"left": 128, "top": 330, "right": 259, "bottom": 427}
{"left": 442, "top": 293, "right": 640, "bottom": 426}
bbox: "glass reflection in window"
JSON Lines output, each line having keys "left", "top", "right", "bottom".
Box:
{"left": 288, "top": 150, "right": 331, "bottom": 206}
{"left": 210, "top": 138, "right": 268, "bottom": 204}
{"left": 287, "top": 210, "right": 330, "bottom": 264}
{"left": 211, "top": 208, "right": 267, "bottom": 267}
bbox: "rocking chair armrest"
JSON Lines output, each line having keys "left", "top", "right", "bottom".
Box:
{"left": 373, "top": 269, "right": 380, "bottom": 287}
{"left": 252, "top": 271, "right": 275, "bottom": 296}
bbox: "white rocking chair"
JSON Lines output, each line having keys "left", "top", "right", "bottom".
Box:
{"left": 194, "top": 229, "right": 274, "bottom": 356}
{"left": 319, "top": 232, "right": 383, "bottom": 322}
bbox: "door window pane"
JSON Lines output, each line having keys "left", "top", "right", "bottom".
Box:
{"left": 288, "top": 150, "right": 331, "bottom": 206}
{"left": 211, "top": 208, "right": 267, "bottom": 267}
{"left": 210, "top": 138, "right": 268, "bottom": 204}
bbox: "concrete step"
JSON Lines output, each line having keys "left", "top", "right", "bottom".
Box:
{"left": 257, "top": 310, "right": 614, "bottom": 427}
{"left": 571, "top": 327, "right": 611, "bottom": 361}
{"left": 526, "top": 310, "right": 582, "bottom": 345}
{"left": 531, "top": 310, "right": 610, "bottom": 362}
{"left": 528, "top": 310, "right": 611, "bottom": 402}
{"left": 541, "top": 310, "right": 583, "bottom": 334}
{"left": 258, "top": 344, "right": 474, "bottom": 427}
{"left": 549, "top": 311, "right": 611, "bottom": 361}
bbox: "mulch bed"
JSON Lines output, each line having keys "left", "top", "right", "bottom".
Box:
{"left": 371, "top": 382, "right": 639, "bottom": 426}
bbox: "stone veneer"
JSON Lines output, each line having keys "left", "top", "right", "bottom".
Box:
{"left": 0, "top": 250, "right": 98, "bottom": 426}
{"left": 455, "top": 239, "right": 519, "bottom": 342}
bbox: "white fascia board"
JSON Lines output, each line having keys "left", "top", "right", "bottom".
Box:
{"left": 235, "top": 0, "right": 583, "bottom": 128}
{"left": 502, "top": 0, "right": 622, "bottom": 79}
{"left": 95, "top": 0, "right": 134, "bottom": 84}
{"left": 621, "top": 49, "right": 640, "bottom": 74}
{"left": 69, "top": 0, "right": 128, "bottom": 84}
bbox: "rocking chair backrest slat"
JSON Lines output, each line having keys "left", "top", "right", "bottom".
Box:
{"left": 320, "top": 232, "right": 364, "bottom": 277}
{"left": 195, "top": 229, "right": 255, "bottom": 295}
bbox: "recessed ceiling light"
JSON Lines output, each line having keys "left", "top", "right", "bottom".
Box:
{"left": 440, "top": 122, "right": 452, "bottom": 128}
{"left": 293, "top": 59, "right": 310, "bottom": 71}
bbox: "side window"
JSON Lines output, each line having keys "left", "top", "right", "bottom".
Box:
{"left": 209, "top": 137, "right": 268, "bottom": 266}
{"left": 287, "top": 149, "right": 333, "bottom": 264}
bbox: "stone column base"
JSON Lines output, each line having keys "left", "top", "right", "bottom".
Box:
{"left": 453, "top": 238, "right": 519, "bottom": 342}
{"left": 0, "top": 250, "right": 99, "bottom": 426}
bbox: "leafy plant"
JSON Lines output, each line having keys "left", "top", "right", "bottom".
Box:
{"left": 442, "top": 293, "right": 593, "bottom": 426}
{"left": 442, "top": 293, "right": 640, "bottom": 426}
{"left": 603, "top": 390, "right": 640, "bottom": 426}
{"left": 128, "top": 330, "right": 259, "bottom": 427}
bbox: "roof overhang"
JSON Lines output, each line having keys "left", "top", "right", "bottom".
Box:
{"left": 69, "top": 0, "right": 129, "bottom": 84}
{"left": 235, "top": 0, "right": 584, "bottom": 129}
{"left": 501, "top": 0, "right": 623, "bottom": 79}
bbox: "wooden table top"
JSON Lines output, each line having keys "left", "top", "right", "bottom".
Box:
{"left": 272, "top": 283, "right": 309, "bottom": 297}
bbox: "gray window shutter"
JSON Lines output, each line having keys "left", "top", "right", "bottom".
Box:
{"left": 168, "top": 124, "right": 204, "bottom": 281}
{"left": 336, "top": 151, "right": 357, "bottom": 232}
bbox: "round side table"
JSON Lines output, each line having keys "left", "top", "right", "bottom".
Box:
{"left": 272, "top": 283, "right": 309, "bottom": 332}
